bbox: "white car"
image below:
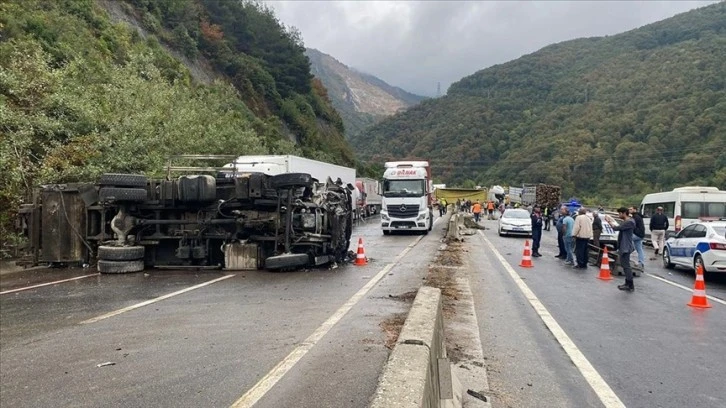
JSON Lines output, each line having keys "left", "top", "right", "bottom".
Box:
{"left": 662, "top": 220, "right": 726, "bottom": 273}
{"left": 498, "top": 209, "right": 532, "bottom": 237}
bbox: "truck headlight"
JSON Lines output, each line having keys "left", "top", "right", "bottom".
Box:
{"left": 417, "top": 212, "right": 427, "bottom": 221}
{"left": 381, "top": 213, "right": 390, "bottom": 221}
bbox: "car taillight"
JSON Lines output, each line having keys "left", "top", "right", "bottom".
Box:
{"left": 710, "top": 243, "right": 726, "bottom": 250}
{"left": 675, "top": 215, "right": 681, "bottom": 232}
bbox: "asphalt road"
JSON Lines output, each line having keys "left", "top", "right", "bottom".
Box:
{"left": 470, "top": 217, "right": 726, "bottom": 408}
{"left": 3, "top": 212, "right": 725, "bottom": 408}
{"left": 0, "top": 215, "right": 446, "bottom": 408}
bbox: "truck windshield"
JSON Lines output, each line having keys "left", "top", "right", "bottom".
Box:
{"left": 383, "top": 180, "right": 425, "bottom": 197}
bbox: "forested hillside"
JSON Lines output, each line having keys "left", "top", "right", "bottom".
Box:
{"left": 306, "top": 48, "right": 426, "bottom": 139}
{"left": 353, "top": 3, "right": 726, "bottom": 203}
{"left": 0, "top": 0, "right": 354, "bottom": 251}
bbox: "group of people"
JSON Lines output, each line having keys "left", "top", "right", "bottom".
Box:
{"left": 551, "top": 205, "right": 658, "bottom": 292}
{"left": 442, "top": 199, "right": 498, "bottom": 222}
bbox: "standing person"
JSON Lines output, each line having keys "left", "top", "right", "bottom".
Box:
{"left": 439, "top": 198, "right": 447, "bottom": 216}
{"left": 472, "top": 200, "right": 483, "bottom": 222}
{"left": 649, "top": 206, "right": 669, "bottom": 256}
{"left": 543, "top": 206, "right": 551, "bottom": 231}
{"left": 555, "top": 206, "right": 567, "bottom": 259}
{"left": 487, "top": 200, "right": 495, "bottom": 220}
{"left": 629, "top": 206, "right": 646, "bottom": 268}
{"left": 498, "top": 202, "right": 505, "bottom": 217}
{"left": 592, "top": 209, "right": 603, "bottom": 248}
{"left": 456, "top": 199, "right": 461, "bottom": 213}
{"left": 531, "top": 205, "right": 543, "bottom": 257}
{"left": 562, "top": 209, "right": 575, "bottom": 265}
{"left": 572, "top": 207, "right": 593, "bottom": 269}
{"left": 606, "top": 208, "right": 636, "bottom": 292}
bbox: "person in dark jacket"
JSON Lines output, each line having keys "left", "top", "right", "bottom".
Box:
{"left": 606, "top": 208, "right": 636, "bottom": 292}
{"left": 629, "top": 206, "right": 646, "bottom": 268}
{"left": 555, "top": 206, "right": 567, "bottom": 258}
{"left": 592, "top": 210, "right": 603, "bottom": 248}
{"left": 531, "top": 205, "right": 544, "bottom": 257}
{"left": 649, "top": 206, "right": 669, "bottom": 256}
{"left": 543, "top": 206, "right": 551, "bottom": 231}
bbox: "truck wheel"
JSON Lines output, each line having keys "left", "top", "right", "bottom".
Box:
{"left": 97, "top": 245, "right": 144, "bottom": 261}
{"left": 97, "top": 259, "right": 144, "bottom": 274}
{"left": 99, "top": 173, "right": 147, "bottom": 187}
{"left": 270, "top": 173, "right": 313, "bottom": 190}
{"left": 99, "top": 187, "right": 148, "bottom": 203}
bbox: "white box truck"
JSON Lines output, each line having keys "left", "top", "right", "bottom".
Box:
{"left": 222, "top": 155, "right": 356, "bottom": 188}
{"left": 380, "top": 161, "right": 434, "bottom": 235}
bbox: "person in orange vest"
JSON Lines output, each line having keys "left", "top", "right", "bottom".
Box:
{"left": 472, "top": 200, "right": 483, "bottom": 222}
{"left": 486, "top": 200, "right": 495, "bottom": 220}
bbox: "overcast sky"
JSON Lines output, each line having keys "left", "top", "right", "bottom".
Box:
{"left": 264, "top": 1, "right": 717, "bottom": 96}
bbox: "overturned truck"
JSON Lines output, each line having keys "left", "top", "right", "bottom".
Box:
{"left": 17, "top": 157, "right": 354, "bottom": 273}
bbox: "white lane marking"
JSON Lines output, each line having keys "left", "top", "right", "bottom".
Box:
{"left": 0, "top": 274, "right": 100, "bottom": 295}
{"left": 647, "top": 274, "right": 726, "bottom": 306}
{"left": 80, "top": 274, "right": 235, "bottom": 324}
{"left": 231, "top": 235, "right": 424, "bottom": 408}
{"left": 479, "top": 231, "right": 626, "bottom": 408}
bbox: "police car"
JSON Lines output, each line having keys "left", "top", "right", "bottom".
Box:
{"left": 662, "top": 220, "right": 726, "bottom": 273}
{"left": 582, "top": 212, "right": 620, "bottom": 249}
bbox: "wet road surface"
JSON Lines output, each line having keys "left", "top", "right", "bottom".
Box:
{"left": 4, "top": 213, "right": 725, "bottom": 408}
{"left": 1, "top": 215, "right": 447, "bottom": 408}
{"left": 471, "top": 218, "right": 726, "bottom": 408}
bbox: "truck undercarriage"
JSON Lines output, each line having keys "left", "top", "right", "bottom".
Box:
{"left": 16, "top": 165, "right": 354, "bottom": 273}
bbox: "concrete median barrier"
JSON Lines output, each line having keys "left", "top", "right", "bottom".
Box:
{"left": 370, "top": 286, "right": 463, "bottom": 408}
{"left": 446, "top": 214, "right": 460, "bottom": 240}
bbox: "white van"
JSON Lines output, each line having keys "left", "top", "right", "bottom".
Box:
{"left": 639, "top": 186, "right": 726, "bottom": 242}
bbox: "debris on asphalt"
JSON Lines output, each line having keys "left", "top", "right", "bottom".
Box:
{"left": 380, "top": 313, "right": 407, "bottom": 349}
{"left": 96, "top": 362, "right": 116, "bottom": 368}
{"left": 467, "top": 389, "right": 488, "bottom": 402}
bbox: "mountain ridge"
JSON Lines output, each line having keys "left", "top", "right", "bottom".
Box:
{"left": 352, "top": 2, "right": 726, "bottom": 203}
{"left": 305, "top": 48, "right": 426, "bottom": 138}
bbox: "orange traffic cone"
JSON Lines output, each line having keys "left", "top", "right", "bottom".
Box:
{"left": 597, "top": 247, "right": 613, "bottom": 281}
{"left": 687, "top": 264, "right": 711, "bottom": 308}
{"left": 355, "top": 238, "right": 368, "bottom": 266}
{"left": 519, "top": 240, "right": 533, "bottom": 268}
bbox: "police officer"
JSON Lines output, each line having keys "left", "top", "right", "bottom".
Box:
{"left": 531, "top": 205, "right": 544, "bottom": 257}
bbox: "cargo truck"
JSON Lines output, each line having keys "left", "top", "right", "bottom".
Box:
{"left": 521, "top": 183, "right": 562, "bottom": 209}
{"left": 16, "top": 155, "right": 356, "bottom": 272}
{"left": 355, "top": 178, "right": 382, "bottom": 217}
{"left": 380, "top": 161, "right": 434, "bottom": 235}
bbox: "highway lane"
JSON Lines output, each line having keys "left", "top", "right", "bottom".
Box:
{"left": 0, "top": 215, "right": 447, "bottom": 408}
{"left": 472, "top": 218, "right": 726, "bottom": 408}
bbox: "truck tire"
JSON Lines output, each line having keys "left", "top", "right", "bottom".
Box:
{"left": 97, "top": 245, "right": 145, "bottom": 261}
{"left": 270, "top": 173, "right": 312, "bottom": 190}
{"left": 97, "top": 259, "right": 144, "bottom": 274}
{"left": 99, "top": 173, "right": 147, "bottom": 187}
{"left": 99, "top": 187, "right": 148, "bottom": 203}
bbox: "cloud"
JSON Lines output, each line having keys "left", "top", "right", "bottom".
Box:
{"left": 265, "top": 1, "right": 718, "bottom": 96}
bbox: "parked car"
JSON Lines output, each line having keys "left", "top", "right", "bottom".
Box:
{"left": 498, "top": 209, "right": 532, "bottom": 237}
{"left": 662, "top": 220, "right": 726, "bottom": 273}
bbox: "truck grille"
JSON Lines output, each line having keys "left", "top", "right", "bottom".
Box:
{"left": 387, "top": 204, "right": 419, "bottom": 218}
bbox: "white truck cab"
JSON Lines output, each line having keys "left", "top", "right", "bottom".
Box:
{"left": 380, "top": 161, "right": 434, "bottom": 235}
